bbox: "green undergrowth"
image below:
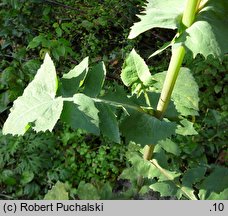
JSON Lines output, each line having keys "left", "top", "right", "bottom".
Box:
{"left": 0, "top": 124, "right": 127, "bottom": 199}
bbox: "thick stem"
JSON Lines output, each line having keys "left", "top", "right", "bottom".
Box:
{"left": 143, "top": 0, "right": 201, "bottom": 160}
{"left": 156, "top": 0, "right": 201, "bottom": 119}
{"left": 156, "top": 46, "right": 185, "bottom": 119}
{"left": 143, "top": 145, "right": 154, "bottom": 160}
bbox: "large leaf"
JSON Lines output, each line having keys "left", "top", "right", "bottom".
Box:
{"left": 3, "top": 54, "right": 63, "bottom": 135}
{"left": 129, "top": 0, "right": 228, "bottom": 60}
{"left": 83, "top": 62, "right": 106, "bottom": 97}
{"left": 152, "top": 67, "right": 199, "bottom": 116}
{"left": 128, "top": 0, "right": 185, "bottom": 39}
{"left": 121, "top": 49, "right": 153, "bottom": 87}
{"left": 176, "top": 0, "right": 228, "bottom": 60}
{"left": 59, "top": 57, "right": 89, "bottom": 97}
{"left": 61, "top": 93, "right": 100, "bottom": 135}
{"left": 120, "top": 111, "right": 176, "bottom": 146}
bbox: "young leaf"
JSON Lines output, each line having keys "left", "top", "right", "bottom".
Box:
{"left": 121, "top": 49, "right": 153, "bottom": 87}
{"left": 59, "top": 57, "right": 89, "bottom": 97}
{"left": 3, "top": 54, "right": 63, "bottom": 135}
{"left": 83, "top": 62, "right": 106, "bottom": 97}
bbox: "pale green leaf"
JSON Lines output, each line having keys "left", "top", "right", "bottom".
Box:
{"left": 199, "top": 188, "right": 228, "bottom": 200}
{"left": 149, "top": 159, "right": 181, "bottom": 181}
{"left": 176, "top": 0, "right": 228, "bottom": 60}
{"left": 149, "top": 181, "right": 181, "bottom": 198}
{"left": 153, "top": 67, "right": 199, "bottom": 116}
{"left": 60, "top": 57, "right": 89, "bottom": 97}
{"left": 121, "top": 49, "right": 153, "bottom": 87}
{"left": 128, "top": 0, "right": 185, "bottom": 39}
{"left": 120, "top": 112, "right": 176, "bottom": 146}
{"left": 176, "top": 119, "right": 198, "bottom": 135}
{"left": 44, "top": 181, "right": 69, "bottom": 200}
{"left": 61, "top": 94, "right": 99, "bottom": 135}
{"left": 3, "top": 54, "right": 63, "bottom": 135}
{"left": 83, "top": 62, "right": 106, "bottom": 97}
{"left": 158, "top": 139, "right": 181, "bottom": 156}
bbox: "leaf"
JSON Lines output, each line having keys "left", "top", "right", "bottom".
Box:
{"left": 129, "top": 0, "right": 228, "bottom": 60}
{"left": 158, "top": 139, "right": 181, "bottom": 156}
{"left": 176, "top": 119, "right": 198, "bottom": 135}
{"left": 96, "top": 103, "right": 120, "bottom": 143}
{"left": 149, "top": 159, "right": 180, "bottom": 181}
{"left": 61, "top": 94, "right": 100, "bottom": 135}
{"left": 120, "top": 111, "right": 176, "bottom": 146}
{"left": 77, "top": 181, "right": 100, "bottom": 200}
{"left": 59, "top": 57, "right": 89, "bottom": 97}
{"left": 20, "top": 171, "right": 34, "bottom": 185}
{"left": 121, "top": 49, "right": 153, "bottom": 87}
{"left": 199, "top": 166, "right": 228, "bottom": 194}
{"left": 3, "top": 54, "right": 63, "bottom": 135}
{"left": 199, "top": 188, "right": 228, "bottom": 200}
{"left": 150, "top": 181, "right": 181, "bottom": 198}
{"left": 153, "top": 67, "right": 199, "bottom": 116}
{"left": 128, "top": 0, "right": 185, "bottom": 39}
{"left": 175, "top": 0, "right": 228, "bottom": 60}
{"left": 149, "top": 40, "right": 173, "bottom": 58}
{"left": 96, "top": 84, "right": 143, "bottom": 113}
{"left": 182, "top": 167, "right": 207, "bottom": 187}
{"left": 44, "top": 181, "right": 69, "bottom": 200}
{"left": 83, "top": 62, "right": 106, "bottom": 97}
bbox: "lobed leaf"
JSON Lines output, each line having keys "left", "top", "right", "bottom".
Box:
{"left": 128, "top": 0, "right": 185, "bottom": 39}
{"left": 3, "top": 54, "right": 63, "bottom": 135}
{"left": 129, "top": 0, "right": 228, "bottom": 59}
{"left": 175, "top": 0, "right": 228, "bottom": 60}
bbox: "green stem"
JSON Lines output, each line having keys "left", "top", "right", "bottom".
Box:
{"left": 144, "top": 0, "right": 201, "bottom": 159}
